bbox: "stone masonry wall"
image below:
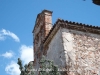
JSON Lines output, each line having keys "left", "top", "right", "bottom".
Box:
{"left": 62, "top": 28, "right": 100, "bottom": 75}
{"left": 46, "top": 28, "right": 66, "bottom": 68}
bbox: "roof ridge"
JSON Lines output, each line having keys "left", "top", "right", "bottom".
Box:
{"left": 55, "top": 19, "right": 100, "bottom": 29}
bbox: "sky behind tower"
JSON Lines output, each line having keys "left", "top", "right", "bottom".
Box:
{"left": 0, "top": 0, "right": 100, "bottom": 75}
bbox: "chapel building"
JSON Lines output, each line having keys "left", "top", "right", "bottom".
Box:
{"left": 32, "top": 10, "right": 100, "bottom": 75}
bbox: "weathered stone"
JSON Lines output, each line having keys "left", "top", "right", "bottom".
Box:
{"left": 33, "top": 10, "right": 100, "bottom": 75}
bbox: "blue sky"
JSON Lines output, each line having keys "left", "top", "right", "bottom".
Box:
{"left": 0, "top": 0, "right": 100, "bottom": 75}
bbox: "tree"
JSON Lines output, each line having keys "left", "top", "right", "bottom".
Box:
{"left": 17, "top": 58, "right": 34, "bottom": 75}
{"left": 39, "top": 55, "right": 61, "bottom": 75}
{"left": 17, "top": 56, "right": 61, "bottom": 75}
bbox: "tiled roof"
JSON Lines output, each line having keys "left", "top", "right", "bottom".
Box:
{"left": 43, "top": 19, "right": 100, "bottom": 43}
{"left": 57, "top": 19, "right": 100, "bottom": 29}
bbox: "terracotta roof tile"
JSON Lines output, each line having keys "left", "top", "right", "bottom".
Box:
{"left": 43, "top": 19, "right": 100, "bottom": 43}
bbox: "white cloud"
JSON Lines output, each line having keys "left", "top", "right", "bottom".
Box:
{"left": 0, "top": 29, "right": 20, "bottom": 42}
{"left": 20, "top": 45, "right": 33, "bottom": 64}
{"left": 5, "top": 45, "right": 33, "bottom": 75}
{"left": 5, "top": 61, "right": 20, "bottom": 75}
{"left": 1, "top": 51, "right": 14, "bottom": 58}
{"left": 0, "top": 34, "right": 5, "bottom": 41}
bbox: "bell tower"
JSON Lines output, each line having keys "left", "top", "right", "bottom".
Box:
{"left": 32, "top": 10, "right": 53, "bottom": 65}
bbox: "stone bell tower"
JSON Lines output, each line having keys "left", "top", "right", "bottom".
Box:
{"left": 32, "top": 10, "right": 53, "bottom": 66}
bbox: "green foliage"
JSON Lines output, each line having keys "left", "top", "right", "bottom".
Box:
{"left": 17, "top": 58, "right": 34, "bottom": 75}
{"left": 17, "top": 58, "right": 25, "bottom": 75}
{"left": 39, "top": 56, "right": 61, "bottom": 75}
{"left": 17, "top": 56, "right": 61, "bottom": 75}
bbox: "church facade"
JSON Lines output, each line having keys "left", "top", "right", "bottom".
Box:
{"left": 32, "top": 10, "right": 100, "bottom": 75}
